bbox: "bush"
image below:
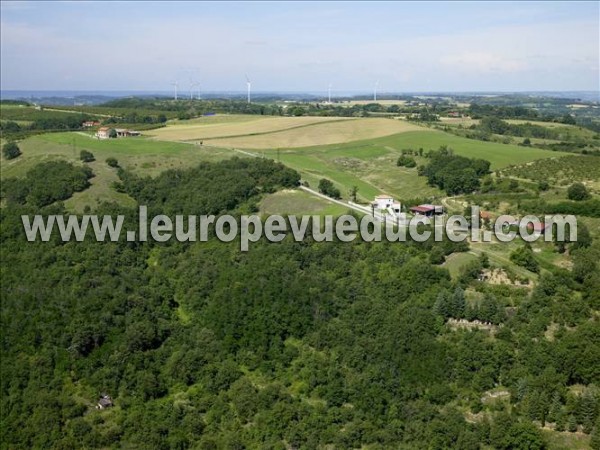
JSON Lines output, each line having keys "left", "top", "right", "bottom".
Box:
{"left": 567, "top": 182, "right": 591, "bottom": 201}
{"left": 106, "top": 157, "right": 119, "bottom": 168}
{"left": 510, "top": 245, "right": 540, "bottom": 273}
{"left": 318, "top": 178, "right": 341, "bottom": 199}
{"left": 397, "top": 155, "right": 417, "bottom": 168}
{"left": 2, "top": 141, "right": 21, "bottom": 160}
{"left": 80, "top": 150, "right": 95, "bottom": 162}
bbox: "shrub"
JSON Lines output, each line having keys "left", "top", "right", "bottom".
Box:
{"left": 397, "top": 155, "right": 417, "bottom": 168}
{"left": 510, "top": 245, "right": 540, "bottom": 273}
{"left": 2, "top": 141, "right": 21, "bottom": 160}
{"left": 106, "top": 157, "right": 119, "bottom": 168}
{"left": 80, "top": 150, "right": 95, "bottom": 162}
{"left": 318, "top": 178, "right": 341, "bottom": 199}
{"left": 567, "top": 182, "right": 591, "bottom": 201}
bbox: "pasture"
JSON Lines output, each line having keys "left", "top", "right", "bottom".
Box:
{"left": 199, "top": 118, "right": 421, "bottom": 149}
{"left": 240, "top": 129, "right": 566, "bottom": 203}
{"left": 202, "top": 118, "right": 422, "bottom": 149}
{"left": 260, "top": 189, "right": 350, "bottom": 216}
{"left": 147, "top": 115, "right": 357, "bottom": 142}
{"left": 505, "top": 119, "right": 599, "bottom": 140}
{"left": 2, "top": 116, "right": 567, "bottom": 212}
{"left": 1, "top": 133, "right": 232, "bottom": 212}
{"left": 0, "top": 104, "right": 89, "bottom": 123}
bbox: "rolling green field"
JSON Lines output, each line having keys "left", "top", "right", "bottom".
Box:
{"left": 2, "top": 118, "right": 568, "bottom": 211}
{"left": 443, "top": 252, "right": 479, "bottom": 279}
{"left": 505, "top": 119, "right": 600, "bottom": 139}
{"left": 0, "top": 104, "right": 90, "bottom": 122}
{"left": 250, "top": 129, "right": 567, "bottom": 203}
{"left": 1, "top": 133, "right": 232, "bottom": 212}
{"left": 259, "top": 189, "right": 350, "bottom": 216}
{"left": 148, "top": 115, "right": 358, "bottom": 142}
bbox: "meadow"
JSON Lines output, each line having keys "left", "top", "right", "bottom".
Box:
{"left": 2, "top": 115, "right": 567, "bottom": 211}
{"left": 147, "top": 114, "right": 353, "bottom": 141}
{"left": 147, "top": 115, "right": 420, "bottom": 145}
{"left": 247, "top": 129, "right": 567, "bottom": 203}
{"left": 144, "top": 116, "right": 566, "bottom": 205}
{"left": 201, "top": 117, "right": 422, "bottom": 148}
{"left": 1, "top": 132, "right": 232, "bottom": 211}
{"left": 0, "top": 104, "right": 90, "bottom": 124}
{"left": 259, "top": 189, "right": 350, "bottom": 216}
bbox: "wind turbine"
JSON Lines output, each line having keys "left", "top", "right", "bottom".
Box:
{"left": 189, "top": 81, "right": 200, "bottom": 100}
{"left": 374, "top": 80, "right": 379, "bottom": 102}
{"left": 171, "top": 81, "right": 179, "bottom": 100}
{"left": 245, "top": 74, "right": 251, "bottom": 103}
{"left": 328, "top": 83, "right": 332, "bottom": 104}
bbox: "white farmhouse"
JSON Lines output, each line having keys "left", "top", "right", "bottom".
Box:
{"left": 373, "top": 194, "right": 394, "bottom": 210}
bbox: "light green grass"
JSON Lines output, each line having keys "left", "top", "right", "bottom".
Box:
{"left": 260, "top": 189, "right": 350, "bottom": 216}
{"left": 506, "top": 119, "right": 600, "bottom": 139}
{"left": 443, "top": 252, "right": 479, "bottom": 279}
{"left": 374, "top": 130, "right": 567, "bottom": 169}
{"left": 1, "top": 133, "right": 233, "bottom": 212}
{"left": 252, "top": 129, "right": 564, "bottom": 204}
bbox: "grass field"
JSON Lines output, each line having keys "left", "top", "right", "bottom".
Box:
{"left": 260, "top": 189, "right": 350, "bottom": 216}
{"left": 1, "top": 133, "right": 232, "bottom": 212}
{"left": 505, "top": 119, "right": 600, "bottom": 141}
{"left": 1, "top": 116, "right": 568, "bottom": 212}
{"left": 0, "top": 104, "right": 90, "bottom": 122}
{"left": 242, "top": 129, "right": 567, "bottom": 203}
{"left": 147, "top": 114, "right": 424, "bottom": 149}
{"left": 443, "top": 252, "right": 479, "bottom": 279}
{"left": 260, "top": 145, "right": 440, "bottom": 202}
{"left": 202, "top": 118, "right": 422, "bottom": 149}
{"left": 148, "top": 115, "right": 358, "bottom": 142}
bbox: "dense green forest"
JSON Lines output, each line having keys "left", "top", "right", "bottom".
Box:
{"left": 1, "top": 157, "right": 600, "bottom": 449}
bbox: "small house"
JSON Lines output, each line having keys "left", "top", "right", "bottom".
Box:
{"left": 96, "top": 127, "right": 112, "bottom": 139}
{"left": 373, "top": 194, "right": 394, "bottom": 210}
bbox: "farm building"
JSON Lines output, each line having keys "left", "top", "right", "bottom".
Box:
{"left": 82, "top": 120, "right": 101, "bottom": 127}
{"left": 373, "top": 195, "right": 394, "bottom": 210}
{"left": 410, "top": 204, "right": 444, "bottom": 217}
{"left": 115, "top": 128, "right": 141, "bottom": 137}
{"left": 96, "top": 127, "right": 112, "bottom": 139}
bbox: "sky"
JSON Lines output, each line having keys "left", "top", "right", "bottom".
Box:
{"left": 1, "top": 1, "right": 599, "bottom": 93}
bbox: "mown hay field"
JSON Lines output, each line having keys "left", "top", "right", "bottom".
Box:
{"left": 147, "top": 115, "right": 357, "bottom": 142}
{"left": 201, "top": 118, "right": 423, "bottom": 148}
